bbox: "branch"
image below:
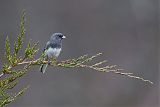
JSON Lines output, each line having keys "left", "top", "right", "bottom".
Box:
{"left": 0, "top": 72, "right": 4, "bottom": 77}
{"left": 0, "top": 53, "right": 153, "bottom": 84}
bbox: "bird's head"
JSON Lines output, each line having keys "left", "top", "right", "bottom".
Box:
{"left": 50, "top": 33, "right": 66, "bottom": 42}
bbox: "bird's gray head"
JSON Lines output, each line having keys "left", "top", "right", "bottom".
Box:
{"left": 50, "top": 33, "right": 66, "bottom": 42}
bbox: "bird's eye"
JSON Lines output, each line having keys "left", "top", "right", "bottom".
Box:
{"left": 59, "top": 35, "right": 63, "bottom": 38}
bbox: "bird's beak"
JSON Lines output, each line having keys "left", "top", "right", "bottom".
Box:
{"left": 62, "top": 35, "right": 66, "bottom": 39}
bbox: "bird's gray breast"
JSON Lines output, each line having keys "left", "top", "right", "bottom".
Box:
{"left": 45, "top": 47, "right": 61, "bottom": 58}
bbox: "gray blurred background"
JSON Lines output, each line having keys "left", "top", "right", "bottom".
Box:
{"left": 0, "top": 0, "right": 159, "bottom": 107}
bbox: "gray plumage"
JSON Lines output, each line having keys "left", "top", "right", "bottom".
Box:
{"left": 40, "top": 33, "right": 66, "bottom": 73}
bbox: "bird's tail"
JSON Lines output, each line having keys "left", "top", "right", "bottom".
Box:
{"left": 39, "top": 64, "right": 48, "bottom": 74}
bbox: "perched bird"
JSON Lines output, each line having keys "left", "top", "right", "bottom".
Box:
{"left": 40, "top": 33, "right": 66, "bottom": 73}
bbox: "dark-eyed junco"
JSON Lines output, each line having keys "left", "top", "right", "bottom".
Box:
{"left": 39, "top": 33, "right": 66, "bottom": 73}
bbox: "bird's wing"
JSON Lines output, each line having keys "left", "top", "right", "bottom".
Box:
{"left": 43, "top": 41, "right": 50, "bottom": 52}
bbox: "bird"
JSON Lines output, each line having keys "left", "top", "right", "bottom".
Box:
{"left": 39, "top": 33, "right": 66, "bottom": 73}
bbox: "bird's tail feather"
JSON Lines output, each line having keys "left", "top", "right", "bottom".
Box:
{"left": 39, "top": 64, "right": 48, "bottom": 74}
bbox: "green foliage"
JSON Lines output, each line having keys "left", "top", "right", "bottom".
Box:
{"left": 14, "top": 10, "right": 25, "bottom": 57}
{"left": 0, "top": 11, "right": 153, "bottom": 107}
{"left": 0, "top": 11, "right": 30, "bottom": 107}
{"left": 0, "top": 86, "right": 28, "bottom": 107}
{"left": 5, "top": 36, "right": 11, "bottom": 64}
{"left": 24, "top": 41, "right": 39, "bottom": 59}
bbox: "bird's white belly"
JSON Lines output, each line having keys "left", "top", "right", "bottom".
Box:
{"left": 46, "top": 47, "right": 61, "bottom": 58}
